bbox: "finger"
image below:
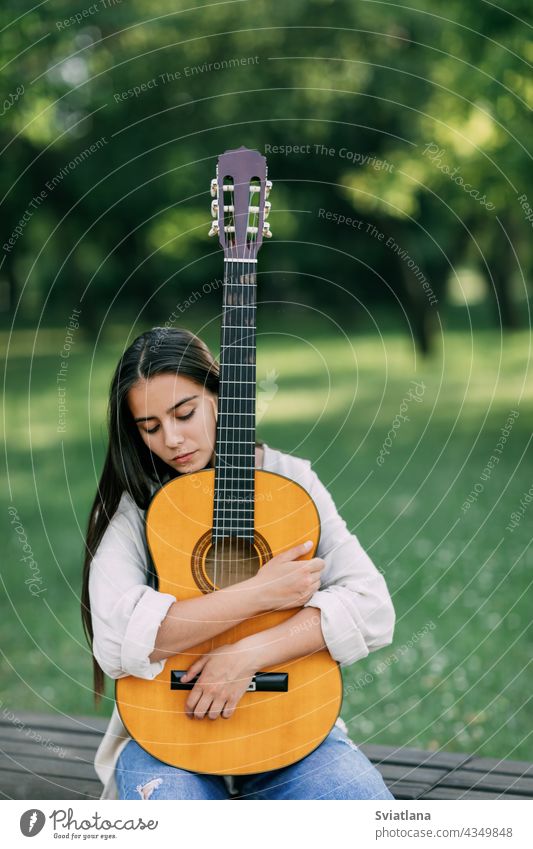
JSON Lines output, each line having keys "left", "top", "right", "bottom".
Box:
{"left": 181, "top": 656, "right": 207, "bottom": 682}
{"left": 207, "top": 697, "right": 227, "bottom": 721}
{"left": 306, "top": 558, "right": 325, "bottom": 573}
{"left": 279, "top": 540, "right": 314, "bottom": 561}
{"left": 222, "top": 698, "right": 238, "bottom": 719}
{"left": 193, "top": 692, "right": 214, "bottom": 720}
{"left": 185, "top": 684, "right": 204, "bottom": 717}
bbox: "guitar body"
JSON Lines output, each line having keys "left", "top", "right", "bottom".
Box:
{"left": 116, "top": 469, "right": 343, "bottom": 775}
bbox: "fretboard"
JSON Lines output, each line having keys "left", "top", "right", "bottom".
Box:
{"left": 212, "top": 262, "right": 256, "bottom": 541}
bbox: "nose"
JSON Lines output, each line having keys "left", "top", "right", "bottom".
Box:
{"left": 163, "top": 420, "right": 185, "bottom": 448}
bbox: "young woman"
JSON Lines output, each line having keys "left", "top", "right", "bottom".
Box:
{"left": 81, "top": 327, "right": 396, "bottom": 800}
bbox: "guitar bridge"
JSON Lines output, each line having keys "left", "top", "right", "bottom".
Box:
{"left": 171, "top": 671, "right": 288, "bottom": 692}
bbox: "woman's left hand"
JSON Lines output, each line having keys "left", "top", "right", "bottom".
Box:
{"left": 181, "top": 642, "right": 258, "bottom": 720}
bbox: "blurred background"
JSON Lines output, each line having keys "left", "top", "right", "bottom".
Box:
{"left": 2, "top": 1, "right": 532, "bottom": 761}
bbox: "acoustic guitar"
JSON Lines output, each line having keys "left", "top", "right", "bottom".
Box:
{"left": 116, "top": 146, "right": 342, "bottom": 774}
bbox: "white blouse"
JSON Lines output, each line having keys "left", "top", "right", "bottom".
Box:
{"left": 89, "top": 442, "right": 395, "bottom": 799}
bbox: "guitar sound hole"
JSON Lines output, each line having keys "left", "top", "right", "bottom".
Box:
{"left": 204, "top": 537, "right": 261, "bottom": 589}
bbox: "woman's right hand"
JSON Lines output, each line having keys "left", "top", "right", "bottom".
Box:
{"left": 249, "top": 541, "right": 325, "bottom": 613}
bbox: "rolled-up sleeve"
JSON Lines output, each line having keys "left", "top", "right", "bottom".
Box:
{"left": 88, "top": 496, "right": 176, "bottom": 680}
{"left": 303, "top": 469, "right": 395, "bottom": 667}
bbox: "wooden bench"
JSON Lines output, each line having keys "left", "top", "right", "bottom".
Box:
{"left": 1, "top": 711, "right": 532, "bottom": 800}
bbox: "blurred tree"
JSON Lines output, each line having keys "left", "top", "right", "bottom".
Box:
{"left": 0, "top": 1, "right": 530, "bottom": 347}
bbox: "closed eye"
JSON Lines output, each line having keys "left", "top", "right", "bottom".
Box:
{"left": 144, "top": 409, "right": 194, "bottom": 434}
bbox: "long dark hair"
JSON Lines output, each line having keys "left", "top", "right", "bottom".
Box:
{"left": 81, "top": 327, "right": 220, "bottom": 705}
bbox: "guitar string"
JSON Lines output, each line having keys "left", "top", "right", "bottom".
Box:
{"left": 215, "top": 172, "right": 261, "bottom": 591}
{"left": 237, "top": 181, "right": 257, "bottom": 585}
{"left": 220, "top": 177, "right": 256, "bottom": 589}
{"left": 248, "top": 190, "right": 258, "bottom": 581}
{"left": 218, "top": 174, "right": 236, "bottom": 592}
{"left": 241, "top": 201, "right": 254, "bottom": 585}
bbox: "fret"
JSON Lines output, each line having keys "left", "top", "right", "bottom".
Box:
{"left": 217, "top": 490, "right": 255, "bottom": 504}
{"left": 214, "top": 497, "right": 255, "bottom": 501}
{"left": 215, "top": 469, "right": 255, "bottom": 473}
{"left": 214, "top": 491, "right": 255, "bottom": 495}
{"left": 213, "top": 508, "right": 255, "bottom": 511}
{"left": 213, "top": 508, "right": 254, "bottom": 512}
{"left": 221, "top": 324, "right": 257, "bottom": 330}
{"left": 213, "top": 481, "right": 255, "bottom": 494}
{"left": 213, "top": 508, "right": 255, "bottom": 513}
{"left": 218, "top": 434, "right": 255, "bottom": 445}
{"left": 220, "top": 346, "right": 256, "bottom": 351}
{"left": 216, "top": 454, "right": 256, "bottom": 458}
{"left": 213, "top": 525, "right": 254, "bottom": 540}
{"left": 214, "top": 499, "right": 255, "bottom": 503}
{"left": 212, "top": 531, "right": 254, "bottom": 535}
{"left": 212, "top": 535, "right": 255, "bottom": 539}
{"left": 214, "top": 486, "right": 255, "bottom": 490}
{"left": 215, "top": 465, "right": 256, "bottom": 470}
{"left": 214, "top": 501, "right": 254, "bottom": 505}
{"left": 212, "top": 532, "right": 255, "bottom": 537}
{"left": 216, "top": 449, "right": 256, "bottom": 454}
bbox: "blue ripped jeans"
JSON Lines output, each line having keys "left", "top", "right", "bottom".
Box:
{"left": 115, "top": 723, "right": 395, "bottom": 800}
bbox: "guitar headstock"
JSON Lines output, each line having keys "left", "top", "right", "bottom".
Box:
{"left": 209, "top": 146, "right": 272, "bottom": 262}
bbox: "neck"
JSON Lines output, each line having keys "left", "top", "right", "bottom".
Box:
{"left": 212, "top": 260, "right": 257, "bottom": 542}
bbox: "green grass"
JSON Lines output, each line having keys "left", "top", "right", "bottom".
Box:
{"left": 2, "top": 322, "right": 532, "bottom": 761}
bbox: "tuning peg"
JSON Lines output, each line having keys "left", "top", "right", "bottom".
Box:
{"left": 265, "top": 180, "right": 273, "bottom": 199}
{"left": 208, "top": 220, "right": 219, "bottom": 237}
{"left": 262, "top": 222, "right": 272, "bottom": 238}
{"left": 211, "top": 199, "right": 218, "bottom": 217}
{"left": 263, "top": 200, "right": 271, "bottom": 219}
{"left": 210, "top": 178, "right": 218, "bottom": 198}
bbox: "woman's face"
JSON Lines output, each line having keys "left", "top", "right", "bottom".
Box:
{"left": 127, "top": 373, "right": 217, "bottom": 473}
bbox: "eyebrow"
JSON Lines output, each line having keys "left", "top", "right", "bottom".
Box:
{"left": 134, "top": 395, "right": 199, "bottom": 423}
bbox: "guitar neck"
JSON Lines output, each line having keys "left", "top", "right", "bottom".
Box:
{"left": 213, "top": 260, "right": 257, "bottom": 541}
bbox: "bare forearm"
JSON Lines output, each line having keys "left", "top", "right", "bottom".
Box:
{"left": 238, "top": 606, "right": 327, "bottom": 669}
{"left": 149, "top": 580, "right": 263, "bottom": 662}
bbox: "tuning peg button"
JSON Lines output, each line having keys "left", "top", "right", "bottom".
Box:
{"left": 208, "top": 221, "right": 219, "bottom": 237}
{"left": 263, "top": 201, "right": 271, "bottom": 219}
{"left": 265, "top": 180, "right": 273, "bottom": 199}
{"left": 211, "top": 199, "right": 219, "bottom": 217}
{"left": 210, "top": 178, "right": 218, "bottom": 198}
{"left": 262, "top": 222, "right": 272, "bottom": 238}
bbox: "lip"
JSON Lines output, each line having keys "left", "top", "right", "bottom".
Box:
{"left": 172, "top": 450, "right": 197, "bottom": 464}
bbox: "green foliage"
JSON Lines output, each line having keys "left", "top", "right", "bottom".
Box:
{"left": 0, "top": 1, "right": 531, "bottom": 339}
